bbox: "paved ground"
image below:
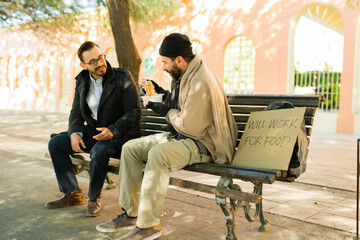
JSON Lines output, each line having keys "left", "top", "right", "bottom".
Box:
{"left": 0, "top": 109, "right": 358, "bottom": 240}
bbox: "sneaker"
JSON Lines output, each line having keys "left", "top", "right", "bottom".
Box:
{"left": 118, "top": 225, "right": 162, "bottom": 240}
{"left": 86, "top": 197, "right": 102, "bottom": 217}
{"left": 45, "top": 190, "right": 84, "bottom": 209}
{"left": 96, "top": 213, "right": 137, "bottom": 233}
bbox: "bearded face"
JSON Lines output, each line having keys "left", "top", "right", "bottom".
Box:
{"left": 161, "top": 56, "right": 183, "bottom": 80}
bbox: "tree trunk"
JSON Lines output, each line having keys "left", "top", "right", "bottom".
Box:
{"left": 106, "top": 0, "right": 142, "bottom": 83}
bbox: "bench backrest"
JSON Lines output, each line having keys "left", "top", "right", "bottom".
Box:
{"left": 140, "top": 94, "right": 324, "bottom": 182}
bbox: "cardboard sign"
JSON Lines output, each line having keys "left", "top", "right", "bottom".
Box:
{"left": 232, "top": 107, "right": 306, "bottom": 170}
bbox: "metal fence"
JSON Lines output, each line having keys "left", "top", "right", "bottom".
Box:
{"left": 294, "top": 70, "right": 341, "bottom": 111}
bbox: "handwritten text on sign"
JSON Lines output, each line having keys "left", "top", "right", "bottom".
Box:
{"left": 232, "top": 108, "right": 306, "bottom": 170}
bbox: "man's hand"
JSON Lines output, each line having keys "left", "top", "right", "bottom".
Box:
{"left": 140, "top": 78, "right": 148, "bottom": 88}
{"left": 70, "top": 133, "right": 86, "bottom": 153}
{"left": 93, "top": 127, "right": 114, "bottom": 141}
{"left": 143, "top": 99, "right": 149, "bottom": 106}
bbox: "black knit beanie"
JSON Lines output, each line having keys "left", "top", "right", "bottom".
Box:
{"left": 159, "top": 33, "right": 195, "bottom": 58}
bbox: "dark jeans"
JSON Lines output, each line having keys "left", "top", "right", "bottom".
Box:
{"left": 48, "top": 132, "right": 120, "bottom": 200}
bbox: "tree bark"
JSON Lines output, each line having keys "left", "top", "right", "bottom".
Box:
{"left": 106, "top": 0, "right": 142, "bottom": 83}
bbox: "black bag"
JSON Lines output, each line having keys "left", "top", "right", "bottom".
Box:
{"left": 264, "top": 101, "right": 308, "bottom": 179}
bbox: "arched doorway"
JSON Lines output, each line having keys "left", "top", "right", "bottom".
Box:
{"left": 223, "top": 36, "right": 255, "bottom": 94}
{"left": 289, "top": 4, "right": 344, "bottom": 132}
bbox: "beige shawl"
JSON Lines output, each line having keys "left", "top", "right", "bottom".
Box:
{"left": 167, "top": 56, "right": 238, "bottom": 164}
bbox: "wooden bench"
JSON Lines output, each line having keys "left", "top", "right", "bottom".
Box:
{"left": 70, "top": 94, "right": 324, "bottom": 240}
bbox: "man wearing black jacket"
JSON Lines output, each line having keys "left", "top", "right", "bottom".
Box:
{"left": 45, "top": 41, "right": 141, "bottom": 217}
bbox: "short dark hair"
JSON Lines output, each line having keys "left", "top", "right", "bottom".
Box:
{"left": 77, "top": 41, "right": 100, "bottom": 62}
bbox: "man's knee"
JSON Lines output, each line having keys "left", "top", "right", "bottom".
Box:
{"left": 48, "top": 137, "right": 56, "bottom": 152}
{"left": 121, "top": 139, "right": 141, "bottom": 157}
{"left": 120, "top": 139, "right": 148, "bottom": 166}
{"left": 148, "top": 145, "right": 161, "bottom": 159}
{"left": 89, "top": 150, "right": 108, "bottom": 164}
{"left": 48, "top": 133, "right": 68, "bottom": 152}
{"left": 122, "top": 140, "right": 132, "bottom": 152}
{"left": 147, "top": 145, "right": 166, "bottom": 166}
{"left": 90, "top": 142, "right": 117, "bottom": 162}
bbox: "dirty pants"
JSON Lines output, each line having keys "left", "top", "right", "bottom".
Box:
{"left": 118, "top": 132, "right": 212, "bottom": 228}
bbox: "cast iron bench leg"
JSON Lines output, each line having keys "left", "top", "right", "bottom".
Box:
{"left": 243, "top": 182, "right": 270, "bottom": 232}
{"left": 105, "top": 173, "right": 117, "bottom": 190}
{"left": 216, "top": 176, "right": 242, "bottom": 240}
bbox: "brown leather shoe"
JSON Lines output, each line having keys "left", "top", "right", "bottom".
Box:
{"left": 96, "top": 212, "right": 137, "bottom": 233}
{"left": 118, "top": 225, "right": 163, "bottom": 240}
{"left": 86, "top": 197, "right": 102, "bottom": 217}
{"left": 45, "top": 190, "right": 84, "bottom": 209}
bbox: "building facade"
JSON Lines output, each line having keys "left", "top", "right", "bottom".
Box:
{"left": 1, "top": 0, "right": 360, "bottom": 134}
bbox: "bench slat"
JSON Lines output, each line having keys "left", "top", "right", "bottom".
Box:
{"left": 141, "top": 109, "right": 160, "bottom": 116}
{"left": 230, "top": 106, "right": 264, "bottom": 114}
{"left": 227, "top": 94, "right": 324, "bottom": 107}
{"left": 191, "top": 163, "right": 280, "bottom": 175}
{"left": 140, "top": 117, "right": 167, "bottom": 124}
{"left": 140, "top": 123, "right": 167, "bottom": 131}
{"left": 140, "top": 130, "right": 165, "bottom": 136}
{"left": 169, "top": 177, "right": 262, "bottom": 204}
{"left": 183, "top": 163, "right": 277, "bottom": 184}
{"left": 230, "top": 106, "right": 316, "bottom": 117}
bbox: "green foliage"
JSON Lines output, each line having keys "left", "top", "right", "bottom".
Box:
{"left": 346, "top": 0, "right": 360, "bottom": 9}
{"left": 0, "top": 0, "right": 181, "bottom": 27}
{"left": 0, "top": 0, "right": 181, "bottom": 46}
{"left": 129, "top": 0, "right": 182, "bottom": 24}
{"left": 294, "top": 71, "right": 340, "bottom": 86}
{"left": 320, "top": 83, "right": 340, "bottom": 110}
{"left": 294, "top": 70, "right": 341, "bottom": 110}
{"left": 0, "top": 0, "right": 106, "bottom": 26}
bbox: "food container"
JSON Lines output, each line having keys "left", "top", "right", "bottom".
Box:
{"left": 140, "top": 94, "right": 164, "bottom": 103}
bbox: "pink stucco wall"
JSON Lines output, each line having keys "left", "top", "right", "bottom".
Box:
{"left": 0, "top": 0, "right": 359, "bottom": 133}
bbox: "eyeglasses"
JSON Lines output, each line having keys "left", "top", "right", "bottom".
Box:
{"left": 83, "top": 54, "right": 106, "bottom": 67}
